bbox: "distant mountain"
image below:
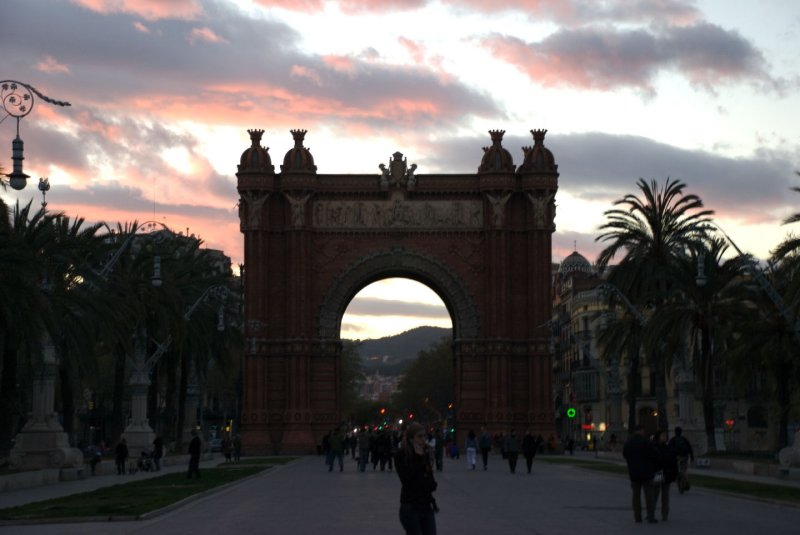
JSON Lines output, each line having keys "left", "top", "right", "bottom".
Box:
{"left": 348, "top": 326, "right": 451, "bottom": 376}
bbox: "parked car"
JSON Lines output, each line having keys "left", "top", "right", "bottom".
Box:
{"left": 209, "top": 438, "right": 223, "bottom": 452}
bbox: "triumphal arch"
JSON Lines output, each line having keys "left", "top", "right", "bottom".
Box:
{"left": 237, "top": 128, "right": 558, "bottom": 453}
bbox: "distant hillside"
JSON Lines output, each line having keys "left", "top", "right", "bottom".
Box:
{"left": 348, "top": 326, "right": 451, "bottom": 376}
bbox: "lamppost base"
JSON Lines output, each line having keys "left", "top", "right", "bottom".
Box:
{"left": 10, "top": 424, "right": 83, "bottom": 470}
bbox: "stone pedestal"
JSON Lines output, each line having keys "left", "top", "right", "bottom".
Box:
{"left": 122, "top": 378, "right": 154, "bottom": 458}
{"left": 10, "top": 336, "right": 83, "bottom": 469}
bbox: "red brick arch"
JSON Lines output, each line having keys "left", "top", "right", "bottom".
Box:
{"left": 237, "top": 129, "right": 558, "bottom": 453}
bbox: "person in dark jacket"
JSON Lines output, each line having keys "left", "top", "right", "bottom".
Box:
{"left": 478, "top": 427, "right": 492, "bottom": 470}
{"left": 187, "top": 430, "right": 201, "bottom": 478}
{"left": 152, "top": 435, "right": 164, "bottom": 471}
{"left": 115, "top": 438, "right": 128, "bottom": 475}
{"left": 504, "top": 430, "right": 520, "bottom": 473}
{"left": 623, "top": 425, "right": 659, "bottom": 523}
{"left": 522, "top": 430, "right": 538, "bottom": 474}
{"left": 395, "top": 422, "right": 438, "bottom": 535}
{"left": 653, "top": 429, "right": 678, "bottom": 521}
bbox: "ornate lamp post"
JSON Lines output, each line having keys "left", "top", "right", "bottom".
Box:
{"left": 1, "top": 80, "right": 70, "bottom": 190}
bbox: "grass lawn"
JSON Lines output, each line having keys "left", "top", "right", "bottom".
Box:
{"left": 0, "top": 458, "right": 294, "bottom": 521}
{"left": 539, "top": 456, "right": 800, "bottom": 506}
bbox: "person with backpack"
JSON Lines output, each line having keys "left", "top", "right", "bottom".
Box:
{"left": 668, "top": 426, "right": 694, "bottom": 493}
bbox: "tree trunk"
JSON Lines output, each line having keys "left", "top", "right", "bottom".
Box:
{"left": 654, "top": 364, "right": 669, "bottom": 432}
{"left": 777, "top": 358, "right": 790, "bottom": 449}
{"left": 700, "top": 322, "right": 716, "bottom": 452}
{"left": 58, "top": 352, "right": 76, "bottom": 445}
{"left": 627, "top": 349, "right": 639, "bottom": 436}
{"left": 175, "top": 350, "right": 189, "bottom": 451}
{"left": 0, "top": 333, "right": 20, "bottom": 455}
{"left": 164, "top": 354, "right": 178, "bottom": 444}
{"left": 110, "top": 342, "right": 127, "bottom": 442}
{"left": 147, "top": 363, "right": 159, "bottom": 434}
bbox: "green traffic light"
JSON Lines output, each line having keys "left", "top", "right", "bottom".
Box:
{"left": 566, "top": 407, "right": 576, "bottom": 418}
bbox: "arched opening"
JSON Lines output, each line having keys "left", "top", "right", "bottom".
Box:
{"left": 340, "top": 277, "right": 454, "bottom": 435}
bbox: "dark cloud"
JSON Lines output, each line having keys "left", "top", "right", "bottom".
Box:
{"left": 451, "top": 0, "right": 699, "bottom": 26}
{"left": 482, "top": 23, "right": 780, "bottom": 95}
{"left": 346, "top": 297, "right": 450, "bottom": 319}
{"left": 428, "top": 130, "right": 799, "bottom": 226}
{"left": 553, "top": 133, "right": 797, "bottom": 222}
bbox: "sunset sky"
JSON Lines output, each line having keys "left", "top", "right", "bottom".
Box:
{"left": 1, "top": 0, "right": 798, "bottom": 339}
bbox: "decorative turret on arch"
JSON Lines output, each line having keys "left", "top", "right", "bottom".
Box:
{"left": 239, "top": 129, "right": 274, "bottom": 174}
{"left": 478, "top": 130, "right": 515, "bottom": 173}
{"left": 518, "top": 129, "right": 557, "bottom": 173}
{"left": 281, "top": 129, "right": 317, "bottom": 173}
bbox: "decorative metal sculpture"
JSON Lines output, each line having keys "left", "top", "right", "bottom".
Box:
{"left": 1, "top": 80, "right": 71, "bottom": 190}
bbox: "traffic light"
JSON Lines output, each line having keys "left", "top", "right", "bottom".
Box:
{"left": 380, "top": 407, "right": 386, "bottom": 415}
{"left": 566, "top": 407, "right": 576, "bottom": 419}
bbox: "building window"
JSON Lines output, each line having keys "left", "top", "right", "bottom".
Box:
{"left": 574, "top": 371, "right": 598, "bottom": 401}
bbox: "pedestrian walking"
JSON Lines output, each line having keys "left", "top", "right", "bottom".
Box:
{"left": 653, "top": 429, "right": 678, "bottom": 521}
{"left": 187, "top": 429, "right": 202, "bottom": 478}
{"left": 395, "top": 422, "right": 438, "bottom": 535}
{"left": 329, "top": 426, "right": 345, "bottom": 472}
{"left": 433, "top": 428, "right": 444, "bottom": 472}
{"left": 478, "top": 427, "right": 492, "bottom": 470}
{"left": 115, "top": 438, "right": 128, "bottom": 475}
{"left": 623, "top": 424, "right": 659, "bottom": 523}
{"left": 223, "top": 436, "right": 233, "bottom": 463}
{"left": 465, "top": 430, "right": 478, "bottom": 470}
{"left": 152, "top": 435, "right": 164, "bottom": 471}
{"left": 522, "top": 430, "right": 538, "bottom": 474}
{"left": 504, "top": 429, "right": 520, "bottom": 473}
{"left": 233, "top": 434, "right": 242, "bottom": 462}
{"left": 357, "top": 427, "right": 371, "bottom": 472}
{"left": 668, "top": 426, "right": 694, "bottom": 493}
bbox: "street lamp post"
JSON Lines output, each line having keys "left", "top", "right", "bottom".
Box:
{"left": 1, "top": 80, "right": 70, "bottom": 190}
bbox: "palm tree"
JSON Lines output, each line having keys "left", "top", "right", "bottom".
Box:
{"left": 645, "top": 238, "right": 751, "bottom": 451}
{"left": 37, "top": 212, "right": 106, "bottom": 442}
{"left": 0, "top": 201, "right": 55, "bottom": 454}
{"left": 724, "top": 255, "right": 800, "bottom": 449}
{"left": 596, "top": 178, "right": 713, "bottom": 432}
{"left": 771, "top": 172, "right": 800, "bottom": 260}
{"left": 597, "top": 299, "right": 645, "bottom": 434}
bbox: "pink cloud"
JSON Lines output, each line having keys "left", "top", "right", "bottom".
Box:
{"left": 132, "top": 21, "right": 150, "bottom": 33}
{"left": 35, "top": 56, "right": 71, "bottom": 74}
{"left": 290, "top": 65, "right": 323, "bottom": 86}
{"left": 482, "top": 23, "right": 775, "bottom": 95}
{"left": 321, "top": 55, "right": 358, "bottom": 74}
{"left": 399, "top": 37, "right": 426, "bottom": 65}
{"left": 71, "top": 0, "right": 202, "bottom": 20}
{"left": 187, "top": 27, "right": 228, "bottom": 45}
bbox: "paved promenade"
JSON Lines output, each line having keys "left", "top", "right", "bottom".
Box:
{"left": 2, "top": 453, "right": 800, "bottom": 534}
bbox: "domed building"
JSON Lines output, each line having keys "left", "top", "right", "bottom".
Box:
{"left": 551, "top": 249, "right": 617, "bottom": 450}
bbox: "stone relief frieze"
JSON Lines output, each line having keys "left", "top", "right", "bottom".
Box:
{"left": 312, "top": 199, "right": 483, "bottom": 229}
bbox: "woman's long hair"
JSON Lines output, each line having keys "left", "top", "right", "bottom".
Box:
{"left": 401, "top": 422, "right": 426, "bottom": 456}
